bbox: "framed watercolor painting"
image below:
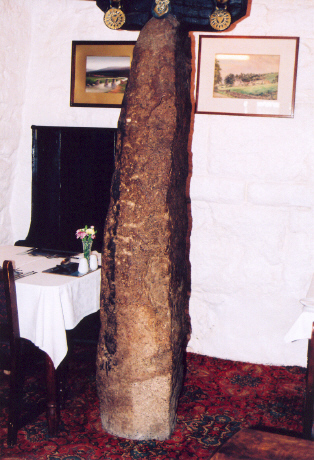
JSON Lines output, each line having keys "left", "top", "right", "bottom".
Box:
{"left": 196, "top": 36, "right": 299, "bottom": 117}
{"left": 70, "top": 41, "right": 136, "bottom": 108}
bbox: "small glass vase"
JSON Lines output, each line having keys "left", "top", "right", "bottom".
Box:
{"left": 82, "top": 239, "right": 93, "bottom": 268}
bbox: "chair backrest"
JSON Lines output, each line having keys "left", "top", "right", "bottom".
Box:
{"left": 2, "top": 260, "right": 20, "bottom": 340}
{"left": 1, "top": 261, "right": 22, "bottom": 446}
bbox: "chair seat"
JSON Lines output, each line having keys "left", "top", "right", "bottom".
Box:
{"left": 211, "top": 429, "right": 314, "bottom": 460}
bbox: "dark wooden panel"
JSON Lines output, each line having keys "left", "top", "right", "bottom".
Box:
{"left": 16, "top": 126, "right": 116, "bottom": 253}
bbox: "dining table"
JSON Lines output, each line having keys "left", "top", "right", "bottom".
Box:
{"left": 0, "top": 245, "right": 101, "bottom": 436}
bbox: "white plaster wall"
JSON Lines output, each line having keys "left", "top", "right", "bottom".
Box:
{"left": 0, "top": 0, "right": 31, "bottom": 244}
{"left": 0, "top": 0, "right": 313, "bottom": 366}
{"left": 189, "top": 0, "right": 314, "bottom": 366}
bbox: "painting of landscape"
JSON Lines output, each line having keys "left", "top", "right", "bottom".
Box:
{"left": 85, "top": 55, "right": 131, "bottom": 93}
{"left": 213, "top": 54, "right": 280, "bottom": 100}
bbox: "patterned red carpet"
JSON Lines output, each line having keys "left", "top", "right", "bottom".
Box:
{"left": 0, "top": 342, "right": 306, "bottom": 460}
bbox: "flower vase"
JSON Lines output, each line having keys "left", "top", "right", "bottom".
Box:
{"left": 82, "top": 239, "right": 93, "bottom": 268}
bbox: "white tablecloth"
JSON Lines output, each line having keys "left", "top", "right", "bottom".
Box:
{"left": 1, "top": 246, "right": 101, "bottom": 368}
{"left": 285, "top": 275, "right": 314, "bottom": 343}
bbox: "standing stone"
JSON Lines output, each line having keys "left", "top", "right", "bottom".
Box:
{"left": 96, "top": 15, "right": 191, "bottom": 441}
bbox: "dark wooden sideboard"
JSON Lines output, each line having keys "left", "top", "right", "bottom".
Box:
{"left": 15, "top": 125, "right": 116, "bottom": 253}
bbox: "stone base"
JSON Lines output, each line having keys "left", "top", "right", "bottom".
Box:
{"left": 100, "top": 375, "right": 176, "bottom": 440}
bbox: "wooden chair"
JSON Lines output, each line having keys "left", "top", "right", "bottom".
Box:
{"left": 0, "top": 260, "right": 22, "bottom": 446}
{"left": 0, "top": 260, "right": 65, "bottom": 444}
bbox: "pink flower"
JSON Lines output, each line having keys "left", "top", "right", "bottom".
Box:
{"left": 76, "top": 230, "right": 87, "bottom": 240}
{"left": 76, "top": 226, "right": 97, "bottom": 240}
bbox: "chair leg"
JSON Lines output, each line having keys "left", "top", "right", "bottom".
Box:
{"left": 7, "top": 338, "right": 21, "bottom": 446}
{"left": 303, "top": 322, "right": 314, "bottom": 439}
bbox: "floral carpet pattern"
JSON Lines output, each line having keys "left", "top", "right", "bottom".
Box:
{"left": 0, "top": 342, "right": 306, "bottom": 460}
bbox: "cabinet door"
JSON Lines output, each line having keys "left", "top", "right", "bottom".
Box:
{"left": 24, "top": 127, "right": 62, "bottom": 249}
{"left": 17, "top": 126, "right": 116, "bottom": 253}
{"left": 60, "top": 127, "right": 115, "bottom": 253}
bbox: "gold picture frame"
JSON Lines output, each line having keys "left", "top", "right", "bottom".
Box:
{"left": 196, "top": 36, "right": 299, "bottom": 118}
{"left": 70, "top": 41, "right": 136, "bottom": 108}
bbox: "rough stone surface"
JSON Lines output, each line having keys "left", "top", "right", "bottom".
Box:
{"left": 96, "top": 15, "right": 192, "bottom": 440}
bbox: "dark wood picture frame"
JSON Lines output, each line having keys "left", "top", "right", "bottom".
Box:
{"left": 70, "top": 41, "right": 136, "bottom": 108}
{"left": 196, "top": 36, "right": 299, "bottom": 118}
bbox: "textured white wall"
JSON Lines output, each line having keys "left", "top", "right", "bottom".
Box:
{"left": 189, "top": 0, "right": 314, "bottom": 366}
{"left": 1, "top": 0, "right": 313, "bottom": 366}
{"left": 0, "top": 0, "right": 32, "bottom": 244}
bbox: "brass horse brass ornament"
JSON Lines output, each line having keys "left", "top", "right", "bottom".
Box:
{"left": 152, "top": 0, "right": 171, "bottom": 19}
{"left": 104, "top": 0, "right": 126, "bottom": 29}
{"left": 209, "top": 0, "right": 232, "bottom": 31}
